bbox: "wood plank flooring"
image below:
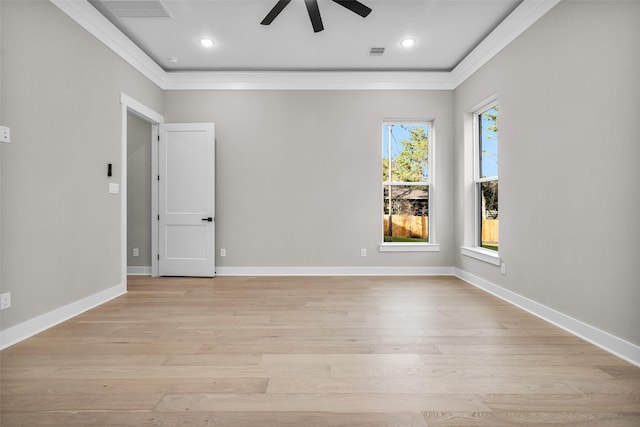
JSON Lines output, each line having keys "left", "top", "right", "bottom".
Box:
{"left": 1, "top": 275, "right": 639, "bottom": 426}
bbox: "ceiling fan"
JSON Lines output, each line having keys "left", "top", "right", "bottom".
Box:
{"left": 261, "top": 0, "right": 372, "bottom": 33}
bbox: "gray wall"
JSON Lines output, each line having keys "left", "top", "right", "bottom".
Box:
{"left": 0, "top": 1, "right": 4, "bottom": 321}
{"left": 127, "top": 112, "right": 152, "bottom": 267}
{"left": 164, "top": 90, "right": 455, "bottom": 269}
{"left": 454, "top": 1, "right": 640, "bottom": 344}
{"left": 0, "top": 0, "right": 163, "bottom": 329}
{"left": 2, "top": 0, "right": 638, "bottom": 353}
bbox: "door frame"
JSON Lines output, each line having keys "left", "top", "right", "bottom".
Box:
{"left": 120, "top": 93, "right": 164, "bottom": 287}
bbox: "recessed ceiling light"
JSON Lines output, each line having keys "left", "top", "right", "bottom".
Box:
{"left": 200, "top": 38, "right": 214, "bottom": 48}
{"left": 401, "top": 38, "right": 416, "bottom": 48}
{"left": 168, "top": 57, "right": 178, "bottom": 64}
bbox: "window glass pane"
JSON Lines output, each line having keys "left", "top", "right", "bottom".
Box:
{"left": 479, "top": 180, "right": 498, "bottom": 251}
{"left": 479, "top": 106, "right": 498, "bottom": 179}
{"left": 382, "top": 124, "right": 429, "bottom": 183}
{"left": 383, "top": 184, "right": 428, "bottom": 243}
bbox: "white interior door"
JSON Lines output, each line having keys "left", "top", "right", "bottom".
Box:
{"left": 158, "top": 123, "right": 215, "bottom": 277}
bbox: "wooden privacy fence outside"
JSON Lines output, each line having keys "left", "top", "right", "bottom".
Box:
{"left": 383, "top": 216, "right": 499, "bottom": 243}
{"left": 383, "top": 215, "right": 428, "bottom": 239}
{"left": 482, "top": 218, "right": 499, "bottom": 243}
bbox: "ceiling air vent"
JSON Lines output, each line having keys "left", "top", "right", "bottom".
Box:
{"left": 369, "top": 47, "right": 385, "bottom": 56}
{"left": 101, "top": 0, "right": 172, "bottom": 18}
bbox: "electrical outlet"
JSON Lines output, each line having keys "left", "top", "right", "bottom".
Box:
{"left": 0, "top": 292, "right": 11, "bottom": 310}
{"left": 501, "top": 262, "right": 506, "bottom": 275}
{"left": 361, "top": 248, "right": 367, "bottom": 257}
{"left": 133, "top": 248, "right": 139, "bottom": 257}
{"left": 220, "top": 248, "right": 226, "bottom": 257}
{"left": 0, "top": 126, "right": 10, "bottom": 143}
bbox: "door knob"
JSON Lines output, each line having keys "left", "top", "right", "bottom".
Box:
{"left": 202, "top": 217, "right": 213, "bottom": 222}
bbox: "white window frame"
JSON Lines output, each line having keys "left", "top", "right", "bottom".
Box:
{"left": 461, "top": 98, "right": 500, "bottom": 265}
{"left": 379, "top": 121, "right": 439, "bottom": 253}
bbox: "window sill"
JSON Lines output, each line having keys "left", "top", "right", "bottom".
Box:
{"left": 461, "top": 246, "right": 500, "bottom": 265}
{"left": 379, "top": 243, "right": 440, "bottom": 252}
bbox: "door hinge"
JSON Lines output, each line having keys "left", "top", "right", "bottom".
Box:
{"left": 157, "top": 214, "right": 160, "bottom": 220}
{"left": 157, "top": 175, "right": 160, "bottom": 181}
{"left": 157, "top": 135, "right": 160, "bottom": 141}
{"left": 157, "top": 254, "right": 160, "bottom": 260}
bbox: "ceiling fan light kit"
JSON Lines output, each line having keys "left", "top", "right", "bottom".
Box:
{"left": 261, "top": 0, "right": 372, "bottom": 33}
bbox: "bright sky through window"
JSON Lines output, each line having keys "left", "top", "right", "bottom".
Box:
{"left": 479, "top": 107, "right": 498, "bottom": 178}
{"left": 382, "top": 124, "right": 429, "bottom": 183}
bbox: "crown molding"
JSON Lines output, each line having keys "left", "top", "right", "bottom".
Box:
{"left": 161, "top": 70, "right": 454, "bottom": 91}
{"left": 51, "top": 0, "right": 560, "bottom": 91}
{"left": 450, "top": 0, "right": 562, "bottom": 88}
{"left": 50, "top": 0, "right": 167, "bottom": 88}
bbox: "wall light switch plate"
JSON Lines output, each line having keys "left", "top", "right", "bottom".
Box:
{"left": 0, "top": 126, "right": 10, "bottom": 143}
{"left": 109, "top": 183, "right": 120, "bottom": 194}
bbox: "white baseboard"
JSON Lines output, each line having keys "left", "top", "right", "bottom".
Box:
{"left": 454, "top": 268, "right": 640, "bottom": 368}
{"left": 0, "top": 282, "right": 127, "bottom": 350}
{"left": 216, "top": 266, "right": 455, "bottom": 276}
{"left": 127, "top": 266, "right": 152, "bottom": 275}
{"left": 2, "top": 267, "right": 638, "bottom": 368}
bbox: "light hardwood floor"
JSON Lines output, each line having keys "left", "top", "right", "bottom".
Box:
{"left": 1, "top": 275, "right": 639, "bottom": 426}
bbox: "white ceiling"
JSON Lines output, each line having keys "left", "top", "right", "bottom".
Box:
{"left": 52, "top": 0, "right": 560, "bottom": 89}
{"left": 88, "top": 0, "right": 522, "bottom": 72}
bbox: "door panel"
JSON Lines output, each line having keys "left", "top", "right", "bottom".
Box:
{"left": 158, "top": 123, "right": 215, "bottom": 277}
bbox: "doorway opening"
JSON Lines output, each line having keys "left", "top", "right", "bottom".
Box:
{"left": 127, "top": 112, "right": 153, "bottom": 275}
{"left": 120, "top": 94, "right": 163, "bottom": 288}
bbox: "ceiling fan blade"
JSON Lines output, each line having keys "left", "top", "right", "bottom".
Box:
{"left": 304, "top": 0, "right": 324, "bottom": 33}
{"left": 260, "top": 0, "right": 292, "bottom": 25}
{"left": 332, "top": 0, "right": 372, "bottom": 18}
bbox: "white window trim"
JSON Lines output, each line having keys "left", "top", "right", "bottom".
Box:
{"left": 460, "top": 95, "right": 500, "bottom": 265}
{"left": 475, "top": 100, "right": 498, "bottom": 252}
{"left": 381, "top": 121, "right": 436, "bottom": 251}
{"left": 461, "top": 246, "right": 500, "bottom": 265}
{"left": 380, "top": 243, "right": 440, "bottom": 252}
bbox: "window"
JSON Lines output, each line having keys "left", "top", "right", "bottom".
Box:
{"left": 475, "top": 104, "right": 499, "bottom": 251}
{"left": 382, "top": 123, "right": 432, "bottom": 246}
